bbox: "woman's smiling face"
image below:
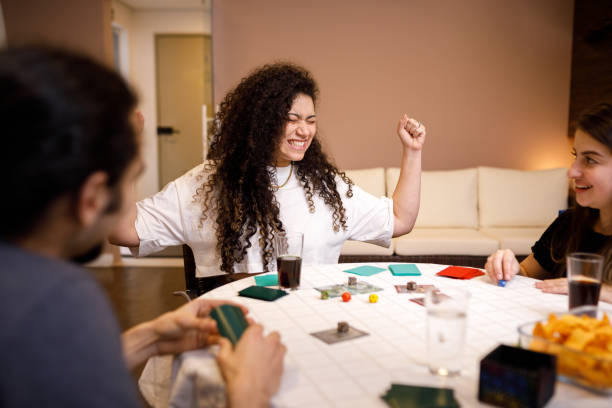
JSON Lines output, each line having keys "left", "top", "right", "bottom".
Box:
{"left": 274, "top": 93, "right": 316, "bottom": 166}
{"left": 568, "top": 129, "right": 612, "bottom": 212}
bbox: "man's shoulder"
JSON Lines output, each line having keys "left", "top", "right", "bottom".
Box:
{"left": 0, "top": 244, "right": 140, "bottom": 407}
{"left": 0, "top": 243, "right": 94, "bottom": 294}
{"left": 0, "top": 243, "right": 111, "bottom": 341}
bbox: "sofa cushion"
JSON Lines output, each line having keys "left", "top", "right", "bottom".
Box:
{"left": 479, "top": 227, "right": 547, "bottom": 255}
{"left": 394, "top": 228, "right": 499, "bottom": 256}
{"left": 386, "top": 167, "right": 478, "bottom": 228}
{"left": 478, "top": 167, "right": 567, "bottom": 228}
{"left": 343, "top": 167, "right": 386, "bottom": 197}
{"left": 340, "top": 240, "right": 394, "bottom": 256}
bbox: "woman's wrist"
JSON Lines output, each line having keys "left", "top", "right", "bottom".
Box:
{"left": 600, "top": 283, "right": 612, "bottom": 304}
{"left": 401, "top": 145, "right": 422, "bottom": 157}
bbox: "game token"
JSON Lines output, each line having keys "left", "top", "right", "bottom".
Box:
{"left": 369, "top": 294, "right": 378, "bottom": 303}
{"left": 348, "top": 276, "right": 357, "bottom": 286}
{"left": 498, "top": 279, "right": 507, "bottom": 287}
{"left": 341, "top": 292, "right": 351, "bottom": 302}
{"left": 407, "top": 281, "right": 417, "bottom": 291}
{"left": 337, "top": 321, "right": 349, "bottom": 333}
{"left": 321, "top": 290, "right": 329, "bottom": 299}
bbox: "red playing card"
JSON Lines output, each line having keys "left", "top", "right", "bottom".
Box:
{"left": 436, "top": 266, "right": 485, "bottom": 280}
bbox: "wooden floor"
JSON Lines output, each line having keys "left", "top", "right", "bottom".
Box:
{"left": 88, "top": 265, "right": 187, "bottom": 331}
{"left": 87, "top": 265, "right": 187, "bottom": 406}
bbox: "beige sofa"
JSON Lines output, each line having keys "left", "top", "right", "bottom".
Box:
{"left": 339, "top": 166, "right": 568, "bottom": 267}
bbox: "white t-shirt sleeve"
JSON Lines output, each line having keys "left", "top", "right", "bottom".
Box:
{"left": 340, "top": 180, "right": 394, "bottom": 248}
{"left": 131, "top": 181, "right": 187, "bottom": 257}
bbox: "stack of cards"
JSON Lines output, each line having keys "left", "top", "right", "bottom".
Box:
{"left": 437, "top": 266, "right": 484, "bottom": 280}
{"left": 238, "top": 285, "right": 287, "bottom": 301}
{"left": 381, "top": 384, "right": 460, "bottom": 407}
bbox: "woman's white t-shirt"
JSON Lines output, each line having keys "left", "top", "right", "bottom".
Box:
{"left": 133, "top": 163, "right": 394, "bottom": 277}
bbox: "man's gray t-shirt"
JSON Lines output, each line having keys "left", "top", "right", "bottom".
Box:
{"left": 0, "top": 242, "right": 141, "bottom": 407}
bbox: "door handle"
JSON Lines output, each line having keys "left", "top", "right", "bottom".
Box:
{"left": 157, "top": 126, "right": 180, "bottom": 136}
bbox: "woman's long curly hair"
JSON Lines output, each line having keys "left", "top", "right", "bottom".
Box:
{"left": 196, "top": 63, "right": 353, "bottom": 273}
{"left": 550, "top": 102, "right": 612, "bottom": 281}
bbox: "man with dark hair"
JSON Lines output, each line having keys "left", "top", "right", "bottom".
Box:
{"left": 0, "top": 46, "right": 285, "bottom": 407}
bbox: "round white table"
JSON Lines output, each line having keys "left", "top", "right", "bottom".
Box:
{"left": 139, "top": 263, "right": 612, "bottom": 407}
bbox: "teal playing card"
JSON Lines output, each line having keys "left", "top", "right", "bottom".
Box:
{"left": 254, "top": 274, "right": 278, "bottom": 286}
{"left": 388, "top": 264, "right": 421, "bottom": 276}
{"left": 344, "top": 265, "right": 386, "bottom": 276}
{"left": 209, "top": 305, "right": 248, "bottom": 347}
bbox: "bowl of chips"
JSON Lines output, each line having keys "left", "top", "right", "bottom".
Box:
{"left": 517, "top": 305, "right": 612, "bottom": 394}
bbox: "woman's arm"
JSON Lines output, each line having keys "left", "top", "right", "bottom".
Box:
{"left": 392, "top": 115, "right": 425, "bottom": 237}
{"left": 518, "top": 253, "right": 549, "bottom": 279}
{"left": 108, "top": 202, "right": 139, "bottom": 247}
{"left": 598, "top": 283, "right": 612, "bottom": 303}
{"left": 485, "top": 250, "right": 548, "bottom": 283}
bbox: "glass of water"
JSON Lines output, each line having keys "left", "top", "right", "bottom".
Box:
{"left": 425, "top": 286, "right": 470, "bottom": 376}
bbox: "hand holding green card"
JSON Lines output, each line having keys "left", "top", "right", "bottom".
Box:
{"left": 209, "top": 305, "right": 248, "bottom": 347}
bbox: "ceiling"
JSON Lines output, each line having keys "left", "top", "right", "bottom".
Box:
{"left": 119, "top": 0, "right": 211, "bottom": 10}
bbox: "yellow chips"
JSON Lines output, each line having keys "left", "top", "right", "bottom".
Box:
{"left": 529, "top": 312, "right": 612, "bottom": 388}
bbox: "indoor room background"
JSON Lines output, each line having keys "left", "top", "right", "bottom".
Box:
{"left": 1, "top": 0, "right": 610, "bottom": 203}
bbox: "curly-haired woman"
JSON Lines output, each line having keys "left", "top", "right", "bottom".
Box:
{"left": 110, "top": 63, "right": 425, "bottom": 286}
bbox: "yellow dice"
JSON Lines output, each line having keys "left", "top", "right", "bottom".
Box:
{"left": 369, "top": 294, "right": 378, "bottom": 303}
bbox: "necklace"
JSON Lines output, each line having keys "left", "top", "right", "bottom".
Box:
{"left": 271, "top": 163, "right": 293, "bottom": 190}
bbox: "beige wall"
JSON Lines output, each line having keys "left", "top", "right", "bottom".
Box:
{"left": 2, "top": 0, "right": 113, "bottom": 65}
{"left": 213, "top": 0, "right": 574, "bottom": 171}
{"left": 110, "top": 3, "right": 211, "bottom": 199}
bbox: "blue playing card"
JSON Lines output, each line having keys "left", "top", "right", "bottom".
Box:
{"left": 254, "top": 274, "right": 278, "bottom": 286}
{"left": 388, "top": 264, "right": 421, "bottom": 276}
{"left": 344, "top": 265, "right": 386, "bottom": 276}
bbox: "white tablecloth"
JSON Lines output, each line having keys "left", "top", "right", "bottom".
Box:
{"left": 139, "top": 263, "right": 612, "bottom": 407}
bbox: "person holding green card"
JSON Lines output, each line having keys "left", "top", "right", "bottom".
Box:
{"left": 0, "top": 46, "right": 285, "bottom": 408}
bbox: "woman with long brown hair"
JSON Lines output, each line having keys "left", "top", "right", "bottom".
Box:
{"left": 485, "top": 102, "right": 612, "bottom": 303}
{"left": 111, "top": 63, "right": 425, "bottom": 284}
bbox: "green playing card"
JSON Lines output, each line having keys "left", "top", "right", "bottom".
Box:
{"left": 381, "top": 384, "right": 460, "bottom": 408}
{"left": 238, "top": 285, "right": 288, "bottom": 301}
{"left": 254, "top": 273, "right": 278, "bottom": 286}
{"left": 344, "top": 265, "right": 386, "bottom": 276}
{"left": 209, "top": 305, "right": 248, "bottom": 347}
{"left": 388, "top": 264, "right": 421, "bottom": 276}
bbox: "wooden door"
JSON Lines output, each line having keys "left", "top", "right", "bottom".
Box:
{"left": 155, "top": 34, "right": 212, "bottom": 189}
